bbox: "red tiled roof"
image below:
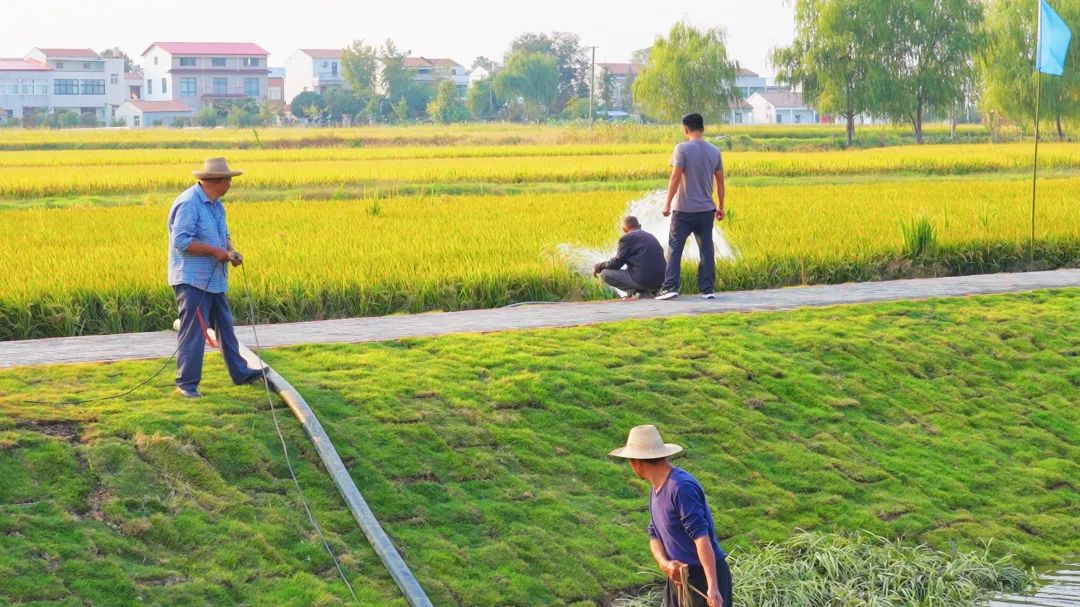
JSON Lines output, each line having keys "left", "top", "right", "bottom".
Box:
{"left": 0, "top": 58, "right": 50, "bottom": 71}
{"left": 737, "top": 68, "right": 760, "bottom": 77}
{"left": 35, "top": 48, "right": 100, "bottom": 59}
{"left": 403, "top": 57, "right": 433, "bottom": 68}
{"left": 300, "top": 49, "right": 341, "bottom": 59}
{"left": 599, "top": 62, "right": 642, "bottom": 76}
{"left": 144, "top": 42, "right": 269, "bottom": 56}
{"left": 125, "top": 100, "right": 193, "bottom": 113}
{"left": 125, "top": 71, "right": 143, "bottom": 81}
{"left": 428, "top": 58, "right": 462, "bottom": 68}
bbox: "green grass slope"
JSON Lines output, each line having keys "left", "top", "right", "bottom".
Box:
{"left": 2, "top": 291, "right": 1078, "bottom": 606}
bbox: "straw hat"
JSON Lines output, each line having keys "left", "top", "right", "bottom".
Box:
{"left": 609, "top": 425, "right": 683, "bottom": 459}
{"left": 193, "top": 157, "right": 244, "bottom": 179}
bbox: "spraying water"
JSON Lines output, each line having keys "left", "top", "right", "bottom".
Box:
{"left": 556, "top": 190, "right": 736, "bottom": 296}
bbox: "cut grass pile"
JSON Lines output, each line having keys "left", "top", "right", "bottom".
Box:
{"left": 1, "top": 291, "right": 1075, "bottom": 606}
{"left": 4, "top": 177, "right": 1080, "bottom": 339}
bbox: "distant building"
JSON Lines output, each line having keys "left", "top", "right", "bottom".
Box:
{"left": 125, "top": 71, "right": 144, "bottom": 100}
{"left": 735, "top": 68, "right": 767, "bottom": 99}
{"left": 284, "top": 49, "right": 343, "bottom": 103}
{"left": 468, "top": 65, "right": 492, "bottom": 87}
{"left": 728, "top": 100, "right": 754, "bottom": 125}
{"left": 114, "top": 99, "right": 193, "bottom": 127}
{"left": 402, "top": 57, "right": 468, "bottom": 98}
{"left": 596, "top": 62, "right": 642, "bottom": 111}
{"left": 268, "top": 67, "right": 285, "bottom": 102}
{"left": 747, "top": 91, "right": 818, "bottom": 125}
{"left": 0, "top": 48, "right": 126, "bottom": 122}
{"left": 141, "top": 42, "right": 270, "bottom": 110}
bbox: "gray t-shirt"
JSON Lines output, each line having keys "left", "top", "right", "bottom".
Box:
{"left": 671, "top": 139, "right": 723, "bottom": 212}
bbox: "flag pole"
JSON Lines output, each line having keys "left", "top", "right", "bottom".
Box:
{"left": 1030, "top": 68, "right": 1041, "bottom": 262}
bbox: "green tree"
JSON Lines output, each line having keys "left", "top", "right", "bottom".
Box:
{"left": 58, "top": 110, "right": 81, "bottom": 128}
{"left": 878, "top": 0, "right": 984, "bottom": 143}
{"left": 342, "top": 40, "right": 379, "bottom": 95}
{"left": 773, "top": 0, "right": 890, "bottom": 146}
{"left": 428, "top": 80, "right": 471, "bottom": 123}
{"left": 980, "top": 0, "right": 1079, "bottom": 139}
{"left": 391, "top": 97, "right": 410, "bottom": 123}
{"left": 99, "top": 48, "right": 134, "bottom": 72}
{"left": 193, "top": 106, "right": 218, "bottom": 127}
{"left": 632, "top": 21, "right": 739, "bottom": 123}
{"left": 471, "top": 56, "right": 494, "bottom": 71}
{"left": 467, "top": 78, "right": 499, "bottom": 118}
{"left": 599, "top": 68, "right": 616, "bottom": 110}
{"left": 508, "top": 32, "right": 590, "bottom": 109}
{"left": 291, "top": 91, "right": 325, "bottom": 123}
{"left": 379, "top": 40, "right": 412, "bottom": 101}
{"left": 324, "top": 88, "right": 365, "bottom": 123}
{"left": 560, "top": 97, "right": 591, "bottom": 120}
{"left": 494, "top": 51, "right": 559, "bottom": 120}
{"left": 226, "top": 104, "right": 259, "bottom": 127}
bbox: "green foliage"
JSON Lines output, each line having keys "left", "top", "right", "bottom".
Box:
{"left": 633, "top": 21, "right": 740, "bottom": 123}
{"left": 79, "top": 112, "right": 100, "bottom": 128}
{"left": 290, "top": 91, "right": 325, "bottom": 123}
{"left": 57, "top": 110, "right": 81, "bottom": 129}
{"left": 378, "top": 39, "right": 412, "bottom": 102}
{"left": 192, "top": 106, "right": 218, "bottom": 128}
{"left": 341, "top": 39, "right": 378, "bottom": 95}
{"left": 560, "top": 97, "right": 592, "bottom": 121}
{"left": 774, "top": 0, "right": 891, "bottom": 146}
{"left": 494, "top": 51, "right": 559, "bottom": 120}
{"left": 980, "top": 0, "right": 1080, "bottom": 139}
{"left": 466, "top": 78, "right": 499, "bottom": 118}
{"left": 391, "top": 97, "right": 409, "bottom": 123}
{"left": 226, "top": 105, "right": 259, "bottom": 128}
{"left": 878, "top": 0, "right": 985, "bottom": 143}
{"left": 901, "top": 215, "right": 938, "bottom": 258}
{"left": 323, "top": 88, "right": 365, "bottom": 123}
{"left": 507, "top": 31, "right": 590, "bottom": 109}
{"left": 427, "top": 80, "right": 470, "bottom": 124}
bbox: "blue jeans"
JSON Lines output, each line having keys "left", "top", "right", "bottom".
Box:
{"left": 174, "top": 284, "right": 258, "bottom": 391}
{"left": 662, "top": 210, "right": 716, "bottom": 293}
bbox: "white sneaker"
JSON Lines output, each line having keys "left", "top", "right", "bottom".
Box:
{"left": 656, "top": 290, "right": 679, "bottom": 300}
{"left": 702, "top": 293, "right": 716, "bottom": 299}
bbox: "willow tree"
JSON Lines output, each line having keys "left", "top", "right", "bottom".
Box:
{"left": 632, "top": 22, "right": 740, "bottom": 123}
{"left": 493, "top": 51, "right": 559, "bottom": 120}
{"left": 773, "top": 0, "right": 890, "bottom": 146}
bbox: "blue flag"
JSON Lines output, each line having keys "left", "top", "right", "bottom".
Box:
{"left": 1038, "top": 0, "right": 1072, "bottom": 75}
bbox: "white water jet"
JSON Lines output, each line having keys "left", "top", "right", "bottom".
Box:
{"left": 556, "top": 190, "right": 737, "bottom": 297}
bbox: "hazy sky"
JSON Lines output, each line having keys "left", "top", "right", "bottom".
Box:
{"left": 4, "top": 0, "right": 795, "bottom": 75}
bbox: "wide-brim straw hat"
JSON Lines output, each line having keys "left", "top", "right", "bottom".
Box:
{"left": 193, "top": 157, "right": 244, "bottom": 179}
{"left": 609, "top": 425, "right": 684, "bottom": 459}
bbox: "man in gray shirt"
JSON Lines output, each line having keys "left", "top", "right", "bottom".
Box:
{"left": 657, "top": 113, "right": 725, "bottom": 300}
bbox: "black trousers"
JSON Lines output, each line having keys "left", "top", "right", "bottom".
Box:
{"left": 599, "top": 269, "right": 659, "bottom": 294}
{"left": 662, "top": 559, "right": 733, "bottom": 607}
{"left": 662, "top": 210, "right": 716, "bottom": 294}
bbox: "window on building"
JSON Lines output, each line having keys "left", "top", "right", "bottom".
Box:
{"left": 55, "top": 61, "right": 64, "bottom": 69}
{"left": 134, "top": 115, "right": 140, "bottom": 127}
{"left": 794, "top": 113, "right": 802, "bottom": 124}
{"left": 213, "top": 78, "right": 228, "bottom": 94}
{"left": 776, "top": 113, "right": 784, "bottom": 124}
{"left": 161, "top": 78, "right": 167, "bottom": 94}
{"left": 243, "top": 77, "right": 259, "bottom": 97}
{"left": 269, "top": 88, "right": 282, "bottom": 100}
{"left": 36, "top": 81, "right": 47, "bottom": 95}
{"left": 212, "top": 57, "right": 227, "bottom": 67}
{"left": 180, "top": 78, "right": 197, "bottom": 97}
{"left": 154, "top": 57, "right": 158, "bottom": 66}
{"left": 54, "top": 79, "right": 79, "bottom": 95}
{"left": 243, "top": 58, "right": 261, "bottom": 67}
{"left": 83, "top": 62, "right": 92, "bottom": 70}
{"left": 179, "top": 57, "right": 196, "bottom": 67}
{"left": 110, "top": 74, "right": 119, "bottom": 85}
{"left": 81, "top": 79, "right": 106, "bottom": 95}
{"left": 322, "top": 62, "right": 329, "bottom": 69}
{"left": 331, "top": 62, "right": 338, "bottom": 75}
{"left": 6, "top": 84, "right": 18, "bottom": 95}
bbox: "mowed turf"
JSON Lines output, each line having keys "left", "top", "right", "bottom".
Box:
{"left": 2, "top": 291, "right": 1077, "bottom": 606}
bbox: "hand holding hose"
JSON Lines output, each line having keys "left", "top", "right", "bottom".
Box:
{"left": 227, "top": 250, "right": 244, "bottom": 267}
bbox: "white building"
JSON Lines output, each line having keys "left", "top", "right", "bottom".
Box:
{"left": 114, "top": 99, "right": 194, "bottom": 127}
{"left": 468, "top": 65, "right": 492, "bottom": 87}
{"left": 735, "top": 68, "right": 767, "bottom": 99}
{"left": 0, "top": 48, "right": 126, "bottom": 122}
{"left": 596, "top": 62, "right": 641, "bottom": 111}
{"left": 141, "top": 42, "right": 270, "bottom": 110}
{"left": 728, "top": 100, "right": 754, "bottom": 125}
{"left": 284, "top": 49, "right": 344, "bottom": 103}
{"left": 402, "top": 57, "right": 468, "bottom": 98}
{"left": 268, "top": 67, "right": 285, "bottom": 102}
{"left": 747, "top": 91, "right": 818, "bottom": 125}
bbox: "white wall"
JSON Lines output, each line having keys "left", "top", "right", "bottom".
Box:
{"left": 285, "top": 52, "right": 315, "bottom": 103}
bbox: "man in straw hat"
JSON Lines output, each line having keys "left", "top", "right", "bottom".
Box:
{"left": 167, "top": 158, "right": 265, "bottom": 398}
{"left": 610, "top": 425, "right": 732, "bottom": 607}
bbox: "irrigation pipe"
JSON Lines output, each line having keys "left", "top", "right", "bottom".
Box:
{"left": 181, "top": 323, "right": 434, "bottom": 607}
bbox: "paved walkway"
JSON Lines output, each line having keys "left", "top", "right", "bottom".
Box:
{"left": 3, "top": 270, "right": 1080, "bottom": 369}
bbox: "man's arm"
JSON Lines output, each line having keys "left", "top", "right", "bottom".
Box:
{"left": 693, "top": 536, "right": 723, "bottom": 607}
{"left": 594, "top": 235, "right": 631, "bottom": 275}
{"left": 663, "top": 166, "right": 683, "bottom": 217}
{"left": 714, "top": 171, "right": 725, "bottom": 221}
{"left": 172, "top": 201, "right": 229, "bottom": 262}
{"left": 649, "top": 537, "right": 685, "bottom": 583}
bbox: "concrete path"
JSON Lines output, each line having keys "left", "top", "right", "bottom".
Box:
{"left": 3, "top": 269, "right": 1080, "bottom": 369}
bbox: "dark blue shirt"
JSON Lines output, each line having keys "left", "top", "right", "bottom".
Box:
{"left": 648, "top": 468, "right": 727, "bottom": 565}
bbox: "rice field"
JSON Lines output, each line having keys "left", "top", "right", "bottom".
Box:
{"left": 1, "top": 143, "right": 1078, "bottom": 200}
{"left": 2, "top": 175, "right": 1079, "bottom": 339}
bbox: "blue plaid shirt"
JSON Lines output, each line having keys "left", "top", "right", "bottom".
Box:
{"left": 167, "top": 183, "right": 230, "bottom": 293}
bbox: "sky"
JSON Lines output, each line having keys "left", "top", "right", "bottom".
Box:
{"left": 4, "top": 0, "right": 795, "bottom": 76}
